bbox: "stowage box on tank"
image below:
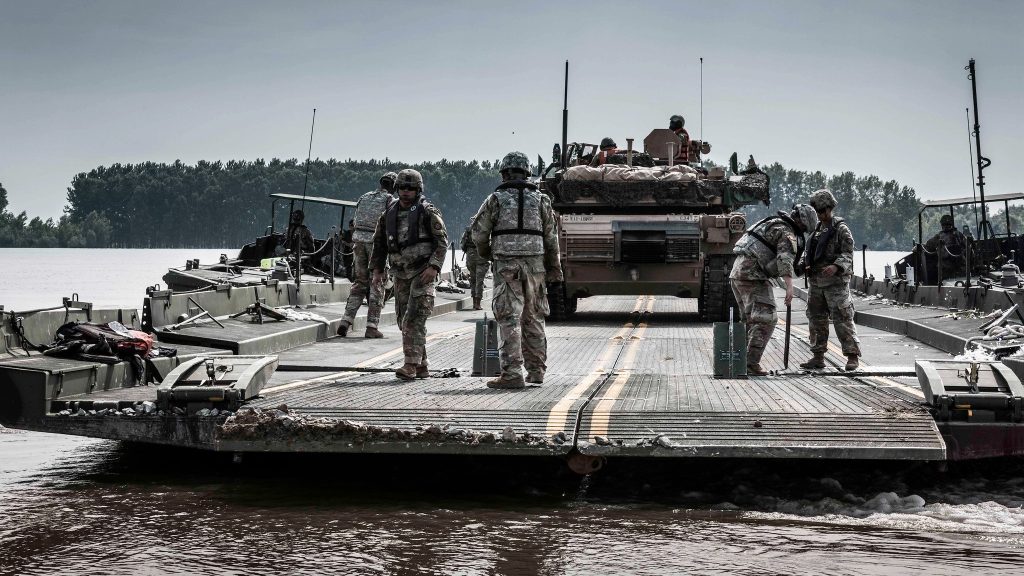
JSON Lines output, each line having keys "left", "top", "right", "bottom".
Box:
{"left": 539, "top": 128, "right": 769, "bottom": 322}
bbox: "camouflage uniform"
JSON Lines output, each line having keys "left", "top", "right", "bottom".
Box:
{"left": 472, "top": 157, "right": 561, "bottom": 385}
{"left": 802, "top": 216, "right": 861, "bottom": 359}
{"left": 729, "top": 218, "right": 799, "bottom": 365}
{"left": 341, "top": 186, "right": 392, "bottom": 330}
{"left": 371, "top": 192, "right": 447, "bottom": 368}
{"left": 924, "top": 216, "right": 967, "bottom": 278}
{"left": 460, "top": 226, "right": 490, "bottom": 300}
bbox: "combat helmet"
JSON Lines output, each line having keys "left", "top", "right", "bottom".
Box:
{"left": 790, "top": 203, "right": 819, "bottom": 232}
{"left": 940, "top": 214, "right": 955, "bottom": 228}
{"left": 809, "top": 189, "right": 838, "bottom": 211}
{"left": 499, "top": 151, "right": 531, "bottom": 177}
{"left": 395, "top": 168, "right": 424, "bottom": 192}
{"left": 599, "top": 137, "right": 617, "bottom": 149}
{"left": 669, "top": 115, "right": 685, "bottom": 131}
{"left": 380, "top": 171, "right": 398, "bottom": 188}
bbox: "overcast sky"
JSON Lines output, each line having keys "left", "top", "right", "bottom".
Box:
{"left": 1, "top": 0, "right": 1021, "bottom": 220}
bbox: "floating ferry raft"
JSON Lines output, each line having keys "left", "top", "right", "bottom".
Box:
{"left": 2, "top": 276, "right": 1023, "bottom": 470}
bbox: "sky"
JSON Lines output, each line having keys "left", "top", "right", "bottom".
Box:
{"left": 1, "top": 0, "right": 1021, "bottom": 220}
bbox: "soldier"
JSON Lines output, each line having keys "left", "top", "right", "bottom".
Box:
{"left": 460, "top": 219, "right": 489, "bottom": 310}
{"left": 286, "top": 209, "right": 314, "bottom": 255}
{"left": 668, "top": 114, "right": 711, "bottom": 163}
{"left": 589, "top": 137, "right": 618, "bottom": 167}
{"left": 370, "top": 169, "right": 447, "bottom": 380}
{"left": 730, "top": 204, "right": 818, "bottom": 375}
{"left": 799, "top": 189, "right": 862, "bottom": 371}
{"left": 338, "top": 172, "right": 396, "bottom": 338}
{"left": 923, "top": 214, "right": 967, "bottom": 278}
{"left": 472, "top": 151, "right": 562, "bottom": 389}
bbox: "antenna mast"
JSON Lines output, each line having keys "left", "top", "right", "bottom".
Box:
{"left": 699, "top": 57, "right": 703, "bottom": 143}
{"left": 561, "top": 61, "right": 569, "bottom": 167}
{"left": 967, "top": 59, "right": 992, "bottom": 239}
{"left": 300, "top": 108, "right": 317, "bottom": 212}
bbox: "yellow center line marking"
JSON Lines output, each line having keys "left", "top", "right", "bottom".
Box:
{"left": 544, "top": 295, "right": 646, "bottom": 436}
{"left": 587, "top": 317, "right": 648, "bottom": 439}
{"left": 263, "top": 325, "right": 475, "bottom": 393}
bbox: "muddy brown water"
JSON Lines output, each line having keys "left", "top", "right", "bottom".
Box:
{"left": 2, "top": 249, "right": 1024, "bottom": 575}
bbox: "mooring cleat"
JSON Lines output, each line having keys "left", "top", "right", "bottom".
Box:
{"left": 486, "top": 374, "right": 525, "bottom": 389}
{"left": 364, "top": 326, "right": 383, "bottom": 339}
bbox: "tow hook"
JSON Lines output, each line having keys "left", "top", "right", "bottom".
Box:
{"left": 567, "top": 452, "right": 605, "bottom": 475}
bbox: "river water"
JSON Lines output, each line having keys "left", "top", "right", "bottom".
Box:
{"left": 2, "top": 248, "right": 1023, "bottom": 576}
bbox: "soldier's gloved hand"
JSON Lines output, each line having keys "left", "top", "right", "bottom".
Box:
{"left": 546, "top": 270, "right": 563, "bottom": 283}
{"left": 784, "top": 285, "right": 794, "bottom": 306}
{"left": 419, "top": 266, "right": 439, "bottom": 285}
{"left": 823, "top": 265, "right": 838, "bottom": 277}
{"left": 476, "top": 245, "right": 492, "bottom": 260}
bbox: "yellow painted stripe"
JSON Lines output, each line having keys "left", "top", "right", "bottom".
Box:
{"left": 544, "top": 295, "right": 646, "bottom": 435}
{"left": 587, "top": 317, "right": 648, "bottom": 438}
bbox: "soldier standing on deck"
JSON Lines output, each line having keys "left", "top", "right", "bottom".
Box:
{"left": 800, "top": 189, "right": 862, "bottom": 371}
{"left": 729, "top": 204, "right": 818, "bottom": 375}
{"left": 338, "top": 172, "right": 396, "bottom": 338}
{"left": 460, "top": 219, "right": 488, "bottom": 310}
{"left": 472, "top": 151, "right": 562, "bottom": 389}
{"left": 370, "top": 169, "right": 448, "bottom": 381}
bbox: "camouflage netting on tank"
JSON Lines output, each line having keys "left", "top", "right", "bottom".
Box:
{"left": 558, "top": 179, "right": 711, "bottom": 207}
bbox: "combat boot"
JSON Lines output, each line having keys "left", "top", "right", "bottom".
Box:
{"left": 336, "top": 320, "right": 351, "bottom": 337}
{"left": 799, "top": 353, "right": 826, "bottom": 370}
{"left": 844, "top": 354, "right": 860, "bottom": 371}
{"left": 472, "top": 297, "right": 482, "bottom": 311}
{"left": 486, "top": 373, "right": 525, "bottom": 390}
{"left": 526, "top": 371, "right": 544, "bottom": 384}
{"left": 395, "top": 363, "right": 418, "bottom": 381}
{"left": 416, "top": 365, "right": 429, "bottom": 378}
{"left": 746, "top": 363, "right": 769, "bottom": 376}
{"left": 364, "top": 326, "right": 383, "bottom": 339}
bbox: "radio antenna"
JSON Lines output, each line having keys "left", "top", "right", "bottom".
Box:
{"left": 300, "top": 108, "right": 317, "bottom": 212}
{"left": 965, "top": 107, "right": 979, "bottom": 234}
{"left": 967, "top": 59, "right": 992, "bottom": 240}
{"left": 699, "top": 57, "right": 703, "bottom": 143}
{"left": 561, "top": 60, "right": 569, "bottom": 167}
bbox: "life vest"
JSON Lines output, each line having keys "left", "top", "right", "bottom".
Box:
{"left": 733, "top": 214, "right": 803, "bottom": 277}
{"left": 352, "top": 188, "right": 392, "bottom": 243}
{"left": 490, "top": 181, "right": 545, "bottom": 258}
{"left": 384, "top": 196, "right": 436, "bottom": 256}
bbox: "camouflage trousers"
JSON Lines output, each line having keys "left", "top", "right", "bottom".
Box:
{"left": 394, "top": 273, "right": 435, "bottom": 366}
{"left": 466, "top": 255, "right": 490, "bottom": 299}
{"left": 342, "top": 241, "right": 384, "bottom": 328}
{"left": 807, "top": 279, "right": 861, "bottom": 356}
{"left": 492, "top": 258, "right": 550, "bottom": 379}
{"left": 730, "top": 278, "right": 777, "bottom": 365}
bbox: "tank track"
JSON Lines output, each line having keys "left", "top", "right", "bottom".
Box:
{"left": 546, "top": 282, "right": 576, "bottom": 321}
{"left": 699, "top": 255, "right": 738, "bottom": 322}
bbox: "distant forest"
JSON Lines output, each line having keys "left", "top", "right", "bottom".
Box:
{"left": 0, "top": 159, "right": 1014, "bottom": 251}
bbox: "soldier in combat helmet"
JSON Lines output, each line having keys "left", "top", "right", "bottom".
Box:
{"left": 730, "top": 204, "right": 818, "bottom": 375}
{"left": 370, "top": 168, "right": 448, "bottom": 381}
{"left": 799, "top": 189, "right": 862, "bottom": 371}
{"left": 472, "top": 151, "right": 562, "bottom": 389}
{"left": 924, "top": 214, "right": 967, "bottom": 278}
{"left": 460, "top": 218, "right": 488, "bottom": 310}
{"left": 338, "top": 171, "right": 396, "bottom": 338}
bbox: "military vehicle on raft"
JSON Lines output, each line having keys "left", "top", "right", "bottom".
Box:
{"left": 538, "top": 130, "right": 770, "bottom": 322}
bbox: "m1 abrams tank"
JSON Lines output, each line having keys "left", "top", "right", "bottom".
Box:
{"left": 540, "top": 129, "right": 770, "bottom": 321}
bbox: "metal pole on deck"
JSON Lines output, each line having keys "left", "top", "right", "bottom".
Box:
{"left": 783, "top": 303, "right": 792, "bottom": 370}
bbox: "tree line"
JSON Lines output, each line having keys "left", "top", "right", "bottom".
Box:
{"left": 3, "top": 158, "right": 1006, "bottom": 251}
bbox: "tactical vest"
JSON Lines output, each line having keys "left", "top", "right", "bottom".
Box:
{"left": 384, "top": 197, "right": 436, "bottom": 260}
{"left": 352, "top": 189, "right": 392, "bottom": 243}
{"left": 490, "top": 182, "right": 545, "bottom": 257}
{"left": 732, "top": 216, "right": 801, "bottom": 277}
{"left": 807, "top": 217, "right": 847, "bottom": 268}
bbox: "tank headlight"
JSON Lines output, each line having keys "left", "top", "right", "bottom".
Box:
{"left": 728, "top": 214, "right": 746, "bottom": 232}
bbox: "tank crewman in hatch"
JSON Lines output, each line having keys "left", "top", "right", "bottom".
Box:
{"left": 338, "top": 171, "right": 396, "bottom": 338}
{"left": 460, "top": 218, "right": 489, "bottom": 310}
{"left": 472, "top": 151, "right": 562, "bottom": 389}
{"left": 589, "top": 137, "right": 619, "bottom": 167}
{"left": 286, "top": 209, "right": 315, "bottom": 255}
{"left": 668, "top": 114, "right": 711, "bottom": 163}
{"left": 729, "top": 204, "right": 818, "bottom": 376}
{"left": 370, "top": 169, "right": 448, "bottom": 381}
{"left": 799, "top": 189, "right": 862, "bottom": 372}
{"left": 924, "top": 214, "right": 967, "bottom": 278}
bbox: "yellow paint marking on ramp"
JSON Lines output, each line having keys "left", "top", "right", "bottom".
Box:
{"left": 263, "top": 325, "right": 475, "bottom": 393}
{"left": 587, "top": 318, "right": 648, "bottom": 439}
{"left": 544, "top": 296, "right": 647, "bottom": 436}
